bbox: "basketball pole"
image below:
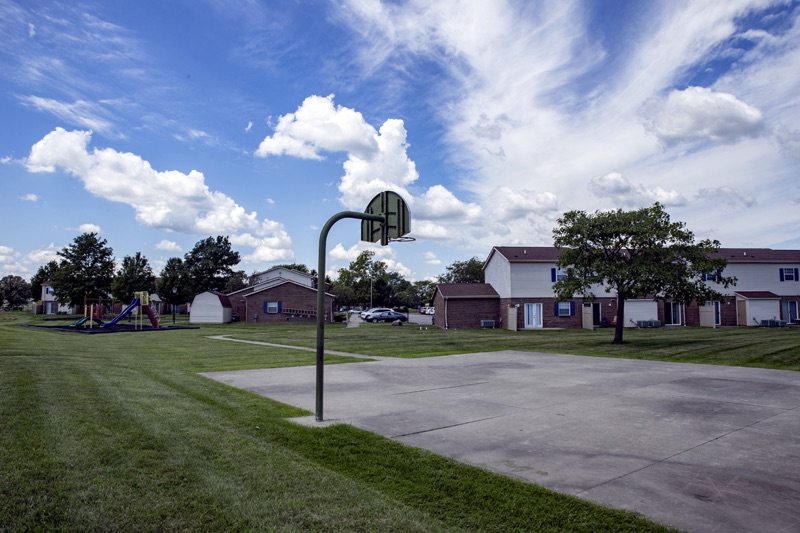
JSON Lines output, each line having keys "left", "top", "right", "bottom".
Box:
{"left": 316, "top": 211, "right": 385, "bottom": 421}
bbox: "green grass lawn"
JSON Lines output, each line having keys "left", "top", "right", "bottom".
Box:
{"left": 8, "top": 310, "right": 797, "bottom": 531}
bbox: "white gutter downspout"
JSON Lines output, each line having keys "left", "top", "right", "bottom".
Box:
{"left": 444, "top": 297, "right": 449, "bottom": 329}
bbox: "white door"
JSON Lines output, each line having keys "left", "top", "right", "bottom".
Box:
{"left": 524, "top": 303, "right": 543, "bottom": 329}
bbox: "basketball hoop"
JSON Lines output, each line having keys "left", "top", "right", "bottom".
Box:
{"left": 361, "top": 191, "right": 411, "bottom": 245}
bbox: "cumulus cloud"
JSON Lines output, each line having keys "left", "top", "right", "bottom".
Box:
{"left": 78, "top": 223, "right": 101, "bottom": 234}
{"left": 415, "top": 185, "right": 481, "bottom": 221}
{"left": 155, "top": 240, "right": 182, "bottom": 252}
{"left": 26, "top": 128, "right": 293, "bottom": 263}
{"left": 696, "top": 186, "right": 756, "bottom": 208}
{"left": 256, "top": 94, "right": 419, "bottom": 210}
{"left": 588, "top": 172, "right": 687, "bottom": 207}
{"left": 424, "top": 251, "right": 441, "bottom": 265}
{"left": 484, "top": 187, "right": 559, "bottom": 223}
{"left": 20, "top": 193, "right": 38, "bottom": 202}
{"left": 644, "top": 87, "right": 765, "bottom": 146}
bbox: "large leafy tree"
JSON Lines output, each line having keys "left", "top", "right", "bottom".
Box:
{"left": 438, "top": 257, "right": 485, "bottom": 284}
{"left": 111, "top": 252, "right": 156, "bottom": 304}
{"left": 157, "top": 257, "right": 192, "bottom": 308}
{"left": 30, "top": 260, "right": 59, "bottom": 302}
{"left": 183, "top": 236, "right": 241, "bottom": 295}
{"left": 1, "top": 275, "right": 31, "bottom": 309}
{"left": 331, "top": 251, "right": 390, "bottom": 307}
{"left": 553, "top": 203, "right": 736, "bottom": 344}
{"left": 52, "top": 232, "right": 115, "bottom": 308}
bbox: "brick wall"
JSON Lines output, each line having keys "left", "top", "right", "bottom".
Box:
{"left": 244, "top": 283, "right": 335, "bottom": 324}
{"left": 433, "top": 296, "right": 500, "bottom": 329}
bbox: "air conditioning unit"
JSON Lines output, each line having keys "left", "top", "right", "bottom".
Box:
{"left": 480, "top": 320, "right": 495, "bottom": 328}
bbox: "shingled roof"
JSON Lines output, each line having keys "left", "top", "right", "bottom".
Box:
{"left": 486, "top": 246, "right": 800, "bottom": 265}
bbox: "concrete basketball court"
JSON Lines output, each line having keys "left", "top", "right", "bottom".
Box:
{"left": 203, "top": 347, "right": 800, "bottom": 533}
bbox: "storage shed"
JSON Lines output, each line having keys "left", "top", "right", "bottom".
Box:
{"left": 433, "top": 283, "right": 500, "bottom": 329}
{"left": 189, "top": 291, "right": 233, "bottom": 324}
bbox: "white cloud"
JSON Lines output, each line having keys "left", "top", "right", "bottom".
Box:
{"left": 424, "top": 251, "right": 441, "bottom": 265}
{"left": 25, "top": 128, "right": 293, "bottom": 264}
{"left": 256, "top": 94, "right": 419, "bottom": 211}
{"left": 774, "top": 124, "right": 800, "bottom": 159}
{"left": 20, "top": 193, "right": 38, "bottom": 202}
{"left": 643, "top": 87, "right": 765, "bottom": 146}
{"left": 696, "top": 186, "right": 756, "bottom": 208}
{"left": 245, "top": 121, "right": 253, "bottom": 133}
{"left": 155, "top": 240, "right": 182, "bottom": 253}
{"left": 25, "top": 244, "right": 59, "bottom": 265}
{"left": 78, "top": 223, "right": 101, "bottom": 234}
{"left": 416, "top": 185, "right": 481, "bottom": 221}
{"left": 20, "top": 96, "right": 117, "bottom": 137}
{"left": 588, "top": 172, "right": 687, "bottom": 207}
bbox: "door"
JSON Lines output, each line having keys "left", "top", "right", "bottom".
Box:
{"left": 592, "top": 302, "right": 601, "bottom": 326}
{"left": 524, "top": 303, "right": 543, "bottom": 329}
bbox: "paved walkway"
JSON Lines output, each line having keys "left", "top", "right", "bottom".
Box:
{"left": 202, "top": 343, "right": 800, "bottom": 533}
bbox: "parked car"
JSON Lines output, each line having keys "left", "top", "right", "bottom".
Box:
{"left": 365, "top": 310, "right": 408, "bottom": 323}
{"left": 419, "top": 306, "right": 435, "bottom": 315}
{"left": 361, "top": 307, "right": 392, "bottom": 319}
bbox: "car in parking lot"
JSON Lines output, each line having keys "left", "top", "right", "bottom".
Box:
{"left": 364, "top": 310, "right": 408, "bottom": 323}
{"left": 360, "top": 307, "right": 392, "bottom": 319}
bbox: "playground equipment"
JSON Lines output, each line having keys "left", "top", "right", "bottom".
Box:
{"left": 101, "top": 291, "right": 160, "bottom": 329}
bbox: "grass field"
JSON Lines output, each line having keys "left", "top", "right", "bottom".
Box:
{"left": 4, "top": 311, "right": 796, "bottom": 531}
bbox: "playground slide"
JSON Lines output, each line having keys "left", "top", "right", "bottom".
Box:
{"left": 68, "top": 316, "right": 89, "bottom": 328}
{"left": 101, "top": 298, "right": 140, "bottom": 327}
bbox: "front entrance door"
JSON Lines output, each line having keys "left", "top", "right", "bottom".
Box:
{"left": 524, "top": 303, "right": 543, "bottom": 329}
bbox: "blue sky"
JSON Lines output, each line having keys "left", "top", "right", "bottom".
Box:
{"left": 1, "top": 0, "right": 799, "bottom": 283}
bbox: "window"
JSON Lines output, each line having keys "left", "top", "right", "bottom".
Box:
{"left": 554, "top": 301, "right": 575, "bottom": 316}
{"left": 264, "top": 301, "right": 281, "bottom": 314}
{"left": 550, "top": 267, "right": 568, "bottom": 282}
{"left": 664, "top": 302, "right": 681, "bottom": 325}
{"left": 780, "top": 268, "right": 799, "bottom": 282}
{"left": 702, "top": 271, "right": 721, "bottom": 282}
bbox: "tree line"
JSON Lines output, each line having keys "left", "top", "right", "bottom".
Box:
{"left": 7, "top": 232, "right": 485, "bottom": 312}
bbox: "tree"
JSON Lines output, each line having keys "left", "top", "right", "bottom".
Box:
{"left": 0, "top": 275, "right": 31, "bottom": 310}
{"left": 157, "top": 257, "right": 192, "bottom": 310}
{"left": 331, "top": 251, "right": 392, "bottom": 308}
{"left": 52, "top": 232, "right": 115, "bottom": 308}
{"left": 224, "top": 270, "right": 249, "bottom": 293}
{"left": 273, "top": 263, "right": 310, "bottom": 274}
{"left": 438, "top": 257, "right": 485, "bottom": 284}
{"left": 30, "top": 260, "right": 59, "bottom": 302}
{"left": 183, "top": 236, "right": 241, "bottom": 295}
{"left": 552, "top": 203, "right": 736, "bottom": 344}
{"left": 111, "top": 252, "right": 156, "bottom": 304}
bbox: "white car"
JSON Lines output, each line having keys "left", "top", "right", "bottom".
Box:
{"left": 361, "top": 307, "right": 392, "bottom": 319}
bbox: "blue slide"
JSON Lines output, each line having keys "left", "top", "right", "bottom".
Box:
{"left": 101, "top": 298, "right": 140, "bottom": 327}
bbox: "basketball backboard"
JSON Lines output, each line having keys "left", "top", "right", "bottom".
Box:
{"left": 360, "top": 191, "right": 411, "bottom": 246}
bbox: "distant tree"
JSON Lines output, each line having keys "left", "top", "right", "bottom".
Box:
{"left": 52, "top": 233, "right": 115, "bottom": 308}
{"left": 224, "top": 270, "right": 249, "bottom": 293}
{"left": 411, "top": 280, "right": 436, "bottom": 306}
{"left": 183, "top": 236, "right": 241, "bottom": 295}
{"left": 438, "top": 257, "right": 485, "bottom": 284}
{"left": 111, "top": 252, "right": 156, "bottom": 304}
{"left": 273, "top": 263, "right": 310, "bottom": 274}
{"left": 331, "top": 251, "right": 392, "bottom": 307}
{"left": 0, "top": 275, "right": 31, "bottom": 309}
{"left": 30, "top": 260, "right": 59, "bottom": 302}
{"left": 553, "top": 203, "right": 736, "bottom": 344}
{"left": 157, "top": 257, "right": 192, "bottom": 309}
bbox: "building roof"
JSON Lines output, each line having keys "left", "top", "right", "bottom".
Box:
{"left": 436, "top": 283, "right": 499, "bottom": 299}
{"left": 487, "top": 246, "right": 562, "bottom": 264}
{"left": 713, "top": 248, "right": 800, "bottom": 263}
{"left": 735, "top": 291, "right": 780, "bottom": 299}
{"left": 485, "top": 246, "right": 800, "bottom": 266}
{"left": 242, "top": 278, "right": 335, "bottom": 298}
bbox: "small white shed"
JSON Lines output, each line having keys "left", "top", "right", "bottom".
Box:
{"left": 189, "top": 291, "right": 233, "bottom": 324}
